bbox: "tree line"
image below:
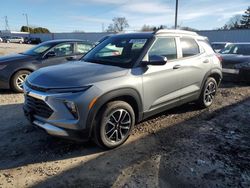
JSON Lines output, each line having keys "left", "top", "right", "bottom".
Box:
{"left": 20, "top": 26, "right": 50, "bottom": 33}
{"left": 220, "top": 6, "right": 250, "bottom": 30}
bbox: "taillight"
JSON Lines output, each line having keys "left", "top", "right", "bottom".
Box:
{"left": 216, "top": 53, "right": 222, "bottom": 63}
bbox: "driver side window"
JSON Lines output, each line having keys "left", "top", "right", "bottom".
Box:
{"left": 51, "top": 43, "right": 74, "bottom": 57}
{"left": 148, "top": 37, "right": 177, "bottom": 61}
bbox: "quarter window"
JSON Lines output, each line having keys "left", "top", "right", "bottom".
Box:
{"left": 148, "top": 38, "right": 177, "bottom": 60}
{"left": 180, "top": 38, "right": 200, "bottom": 57}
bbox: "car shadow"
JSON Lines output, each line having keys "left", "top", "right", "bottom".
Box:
{"left": 0, "top": 89, "right": 14, "bottom": 95}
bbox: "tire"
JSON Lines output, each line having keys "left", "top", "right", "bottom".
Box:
{"left": 6, "top": 40, "right": 10, "bottom": 43}
{"left": 93, "top": 101, "right": 135, "bottom": 149}
{"left": 10, "top": 70, "right": 31, "bottom": 93}
{"left": 19, "top": 41, "right": 23, "bottom": 44}
{"left": 197, "top": 77, "right": 218, "bottom": 108}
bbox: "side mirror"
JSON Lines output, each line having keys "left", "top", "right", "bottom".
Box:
{"left": 45, "top": 51, "right": 56, "bottom": 58}
{"left": 146, "top": 55, "right": 167, "bottom": 66}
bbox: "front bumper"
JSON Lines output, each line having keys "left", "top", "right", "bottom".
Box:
{"left": 22, "top": 83, "right": 99, "bottom": 141}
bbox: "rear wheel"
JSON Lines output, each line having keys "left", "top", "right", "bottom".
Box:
{"left": 11, "top": 70, "right": 31, "bottom": 93}
{"left": 93, "top": 101, "right": 135, "bottom": 149}
{"left": 197, "top": 77, "right": 218, "bottom": 108}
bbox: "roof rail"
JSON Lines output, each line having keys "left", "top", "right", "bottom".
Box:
{"left": 154, "top": 29, "right": 198, "bottom": 36}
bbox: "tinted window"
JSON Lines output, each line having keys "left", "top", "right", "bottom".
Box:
{"left": 180, "top": 38, "right": 200, "bottom": 57}
{"left": 211, "top": 43, "right": 226, "bottom": 50}
{"left": 51, "top": 43, "right": 74, "bottom": 56}
{"left": 148, "top": 37, "right": 177, "bottom": 60}
{"left": 76, "top": 43, "right": 93, "bottom": 54}
{"left": 220, "top": 44, "right": 250, "bottom": 55}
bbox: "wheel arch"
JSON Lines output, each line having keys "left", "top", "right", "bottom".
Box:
{"left": 86, "top": 88, "right": 143, "bottom": 137}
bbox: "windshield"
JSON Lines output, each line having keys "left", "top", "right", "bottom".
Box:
{"left": 22, "top": 43, "right": 54, "bottom": 56}
{"left": 220, "top": 44, "right": 250, "bottom": 55}
{"left": 83, "top": 36, "right": 149, "bottom": 67}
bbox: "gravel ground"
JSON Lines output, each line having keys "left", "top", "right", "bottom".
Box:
{"left": 0, "top": 44, "right": 250, "bottom": 187}
{"left": 0, "top": 83, "right": 249, "bottom": 188}
{"left": 0, "top": 43, "right": 33, "bottom": 55}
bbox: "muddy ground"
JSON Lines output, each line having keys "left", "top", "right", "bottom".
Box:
{"left": 0, "top": 44, "right": 250, "bottom": 188}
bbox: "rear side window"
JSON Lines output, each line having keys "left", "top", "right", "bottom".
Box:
{"left": 149, "top": 37, "right": 177, "bottom": 60}
{"left": 180, "top": 38, "right": 200, "bottom": 57}
{"left": 76, "top": 43, "right": 93, "bottom": 54}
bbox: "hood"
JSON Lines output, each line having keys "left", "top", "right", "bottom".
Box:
{"left": 27, "top": 61, "right": 129, "bottom": 89}
{"left": 0, "top": 53, "right": 36, "bottom": 64}
{"left": 221, "top": 54, "right": 250, "bottom": 68}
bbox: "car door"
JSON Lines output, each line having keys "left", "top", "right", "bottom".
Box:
{"left": 176, "top": 37, "right": 212, "bottom": 100}
{"left": 142, "top": 37, "right": 183, "bottom": 112}
{"left": 41, "top": 42, "right": 75, "bottom": 67}
{"left": 74, "top": 42, "right": 93, "bottom": 60}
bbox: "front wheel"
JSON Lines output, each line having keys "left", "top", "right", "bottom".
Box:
{"left": 11, "top": 70, "right": 31, "bottom": 93}
{"left": 197, "top": 77, "right": 218, "bottom": 108}
{"left": 93, "top": 101, "right": 135, "bottom": 149}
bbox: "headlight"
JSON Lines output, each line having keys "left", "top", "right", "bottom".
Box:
{"left": 65, "top": 101, "right": 78, "bottom": 119}
{"left": 0, "top": 64, "right": 7, "bottom": 70}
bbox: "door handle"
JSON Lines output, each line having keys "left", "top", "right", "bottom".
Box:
{"left": 203, "top": 59, "right": 209, "bottom": 63}
{"left": 173, "top": 65, "right": 181, "bottom": 69}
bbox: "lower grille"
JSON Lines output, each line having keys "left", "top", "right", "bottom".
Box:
{"left": 25, "top": 95, "right": 53, "bottom": 118}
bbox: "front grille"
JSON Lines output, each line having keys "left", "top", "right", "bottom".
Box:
{"left": 25, "top": 95, "right": 53, "bottom": 118}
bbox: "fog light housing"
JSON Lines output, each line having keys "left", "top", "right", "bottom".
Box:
{"left": 65, "top": 101, "right": 78, "bottom": 119}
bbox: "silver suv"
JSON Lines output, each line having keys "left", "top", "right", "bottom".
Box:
{"left": 23, "top": 30, "right": 222, "bottom": 149}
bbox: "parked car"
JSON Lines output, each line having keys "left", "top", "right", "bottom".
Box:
{"left": 24, "top": 37, "right": 42, "bottom": 44}
{"left": 0, "top": 39, "right": 94, "bottom": 92}
{"left": 3, "top": 36, "right": 24, "bottom": 43}
{"left": 23, "top": 30, "right": 222, "bottom": 149}
{"left": 220, "top": 43, "right": 250, "bottom": 82}
{"left": 211, "top": 42, "right": 231, "bottom": 53}
{"left": 0, "top": 37, "right": 3, "bottom": 43}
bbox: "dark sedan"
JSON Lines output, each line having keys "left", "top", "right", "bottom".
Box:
{"left": 0, "top": 39, "right": 93, "bottom": 92}
{"left": 220, "top": 43, "right": 250, "bottom": 83}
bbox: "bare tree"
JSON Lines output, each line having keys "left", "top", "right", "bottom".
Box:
{"left": 227, "top": 15, "right": 242, "bottom": 29}
{"left": 107, "top": 17, "right": 129, "bottom": 32}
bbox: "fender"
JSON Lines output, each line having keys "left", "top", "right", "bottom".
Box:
{"left": 199, "top": 68, "right": 222, "bottom": 96}
{"left": 86, "top": 88, "right": 143, "bottom": 137}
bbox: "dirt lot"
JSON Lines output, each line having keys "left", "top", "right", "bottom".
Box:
{"left": 0, "top": 44, "right": 250, "bottom": 188}
{"left": 0, "top": 43, "right": 33, "bottom": 55}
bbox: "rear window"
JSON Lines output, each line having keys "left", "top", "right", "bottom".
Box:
{"left": 180, "top": 38, "right": 200, "bottom": 57}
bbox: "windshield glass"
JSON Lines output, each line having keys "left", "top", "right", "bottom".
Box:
{"left": 83, "top": 36, "right": 149, "bottom": 67}
{"left": 22, "top": 43, "right": 54, "bottom": 56}
{"left": 220, "top": 44, "right": 250, "bottom": 55}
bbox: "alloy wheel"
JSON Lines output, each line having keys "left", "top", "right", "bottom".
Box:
{"left": 204, "top": 81, "right": 216, "bottom": 106}
{"left": 104, "top": 109, "right": 132, "bottom": 143}
{"left": 16, "top": 73, "right": 28, "bottom": 91}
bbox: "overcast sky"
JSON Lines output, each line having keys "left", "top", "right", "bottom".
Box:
{"left": 0, "top": 0, "right": 249, "bottom": 32}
